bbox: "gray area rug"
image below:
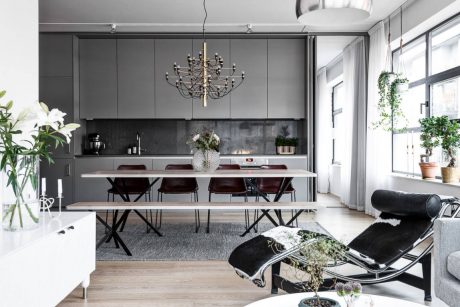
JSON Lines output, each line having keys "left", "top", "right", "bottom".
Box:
{"left": 96, "top": 221, "right": 328, "bottom": 261}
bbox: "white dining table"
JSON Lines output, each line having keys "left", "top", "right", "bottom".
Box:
{"left": 79, "top": 168, "right": 317, "bottom": 253}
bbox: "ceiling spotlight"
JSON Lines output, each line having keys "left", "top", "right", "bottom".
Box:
{"left": 296, "top": 0, "right": 372, "bottom": 26}
{"left": 246, "top": 24, "right": 253, "bottom": 34}
{"left": 110, "top": 23, "right": 117, "bottom": 33}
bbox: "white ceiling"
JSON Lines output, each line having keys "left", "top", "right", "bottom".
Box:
{"left": 317, "top": 36, "right": 356, "bottom": 69}
{"left": 39, "top": 0, "right": 406, "bottom": 33}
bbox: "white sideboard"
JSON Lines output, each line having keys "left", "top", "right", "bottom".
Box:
{"left": 0, "top": 212, "right": 95, "bottom": 307}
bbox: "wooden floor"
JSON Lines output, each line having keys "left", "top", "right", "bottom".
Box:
{"left": 60, "top": 194, "right": 445, "bottom": 307}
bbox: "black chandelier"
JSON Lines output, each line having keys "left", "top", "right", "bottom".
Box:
{"left": 165, "top": 0, "right": 245, "bottom": 107}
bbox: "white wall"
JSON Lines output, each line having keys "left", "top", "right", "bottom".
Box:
{"left": 0, "top": 0, "right": 39, "bottom": 111}
{"left": 389, "top": 175, "right": 460, "bottom": 198}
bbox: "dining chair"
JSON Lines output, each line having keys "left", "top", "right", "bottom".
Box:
{"left": 208, "top": 164, "right": 248, "bottom": 233}
{"left": 157, "top": 164, "right": 200, "bottom": 232}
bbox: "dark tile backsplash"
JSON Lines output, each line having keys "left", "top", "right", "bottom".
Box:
{"left": 84, "top": 119, "right": 306, "bottom": 155}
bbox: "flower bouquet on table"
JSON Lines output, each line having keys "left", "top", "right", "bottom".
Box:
{"left": 187, "top": 128, "right": 220, "bottom": 172}
{"left": 0, "top": 90, "right": 80, "bottom": 231}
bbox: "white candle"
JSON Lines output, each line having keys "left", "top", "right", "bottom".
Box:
{"left": 57, "top": 179, "right": 63, "bottom": 197}
{"left": 41, "top": 178, "right": 46, "bottom": 195}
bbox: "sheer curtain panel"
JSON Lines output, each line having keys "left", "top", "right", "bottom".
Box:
{"left": 341, "top": 37, "right": 367, "bottom": 211}
{"left": 315, "top": 68, "right": 332, "bottom": 193}
{"left": 365, "top": 22, "right": 390, "bottom": 216}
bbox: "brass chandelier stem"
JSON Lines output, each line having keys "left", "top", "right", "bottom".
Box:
{"left": 202, "top": 41, "right": 208, "bottom": 107}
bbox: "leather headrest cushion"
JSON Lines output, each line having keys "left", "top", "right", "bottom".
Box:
{"left": 371, "top": 190, "right": 442, "bottom": 218}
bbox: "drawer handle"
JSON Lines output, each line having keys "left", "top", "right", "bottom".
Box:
{"left": 58, "top": 230, "right": 66, "bottom": 235}
{"left": 67, "top": 225, "right": 75, "bottom": 230}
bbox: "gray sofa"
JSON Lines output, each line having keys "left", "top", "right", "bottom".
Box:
{"left": 435, "top": 218, "right": 460, "bottom": 306}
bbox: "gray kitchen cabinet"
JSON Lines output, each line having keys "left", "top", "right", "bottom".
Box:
{"left": 39, "top": 34, "right": 73, "bottom": 77}
{"left": 74, "top": 158, "right": 114, "bottom": 202}
{"left": 79, "top": 39, "right": 117, "bottom": 119}
{"left": 155, "top": 39, "right": 193, "bottom": 119}
{"left": 39, "top": 77, "right": 74, "bottom": 157}
{"left": 230, "top": 39, "right": 268, "bottom": 118}
{"left": 192, "top": 39, "right": 231, "bottom": 119}
{"left": 40, "top": 159, "right": 74, "bottom": 206}
{"left": 117, "top": 39, "right": 155, "bottom": 118}
{"left": 268, "top": 39, "right": 305, "bottom": 118}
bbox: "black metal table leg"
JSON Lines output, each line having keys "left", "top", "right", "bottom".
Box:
{"left": 240, "top": 209, "right": 278, "bottom": 237}
{"left": 96, "top": 214, "right": 132, "bottom": 256}
{"left": 133, "top": 210, "right": 163, "bottom": 237}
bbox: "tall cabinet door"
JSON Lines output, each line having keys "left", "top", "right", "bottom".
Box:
{"left": 39, "top": 77, "right": 74, "bottom": 157}
{"left": 230, "top": 39, "right": 268, "bottom": 118}
{"left": 155, "top": 39, "right": 193, "bottom": 119}
{"left": 268, "top": 39, "right": 305, "bottom": 118}
{"left": 117, "top": 39, "right": 155, "bottom": 118}
{"left": 192, "top": 39, "right": 231, "bottom": 119}
{"left": 79, "top": 39, "right": 117, "bottom": 119}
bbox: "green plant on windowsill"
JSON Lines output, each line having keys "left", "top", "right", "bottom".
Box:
{"left": 436, "top": 116, "right": 460, "bottom": 183}
{"left": 372, "top": 71, "right": 409, "bottom": 132}
{"left": 419, "top": 117, "right": 441, "bottom": 179}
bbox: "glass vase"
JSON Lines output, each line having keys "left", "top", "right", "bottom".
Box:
{"left": 2, "top": 155, "right": 40, "bottom": 231}
{"left": 193, "top": 150, "right": 220, "bottom": 172}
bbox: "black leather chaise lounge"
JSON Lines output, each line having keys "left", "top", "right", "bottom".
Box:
{"left": 228, "top": 190, "right": 459, "bottom": 301}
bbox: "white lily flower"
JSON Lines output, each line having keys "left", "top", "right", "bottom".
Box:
{"left": 213, "top": 133, "right": 220, "bottom": 143}
{"left": 192, "top": 134, "right": 200, "bottom": 142}
{"left": 57, "top": 123, "right": 80, "bottom": 143}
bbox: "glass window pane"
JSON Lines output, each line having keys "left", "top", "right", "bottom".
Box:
{"left": 393, "top": 37, "right": 426, "bottom": 82}
{"left": 333, "top": 113, "right": 343, "bottom": 163}
{"left": 333, "top": 83, "right": 344, "bottom": 110}
{"left": 432, "top": 17, "right": 460, "bottom": 75}
{"left": 431, "top": 76, "right": 460, "bottom": 119}
{"left": 395, "top": 85, "right": 425, "bottom": 130}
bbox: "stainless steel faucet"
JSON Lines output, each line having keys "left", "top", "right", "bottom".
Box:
{"left": 136, "top": 132, "right": 141, "bottom": 155}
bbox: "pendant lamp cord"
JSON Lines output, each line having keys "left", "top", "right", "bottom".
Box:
{"left": 203, "top": 0, "right": 208, "bottom": 42}
{"left": 400, "top": 6, "right": 403, "bottom": 52}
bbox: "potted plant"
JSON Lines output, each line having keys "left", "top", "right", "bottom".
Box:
{"left": 0, "top": 90, "right": 79, "bottom": 231}
{"left": 437, "top": 116, "right": 460, "bottom": 183}
{"left": 289, "top": 233, "right": 346, "bottom": 307}
{"left": 372, "top": 71, "right": 409, "bottom": 132}
{"left": 419, "top": 117, "right": 440, "bottom": 179}
{"left": 187, "top": 128, "right": 220, "bottom": 172}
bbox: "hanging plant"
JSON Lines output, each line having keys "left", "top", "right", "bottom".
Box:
{"left": 372, "top": 71, "right": 408, "bottom": 132}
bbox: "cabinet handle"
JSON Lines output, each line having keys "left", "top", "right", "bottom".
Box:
{"left": 67, "top": 225, "right": 75, "bottom": 230}
{"left": 58, "top": 230, "right": 66, "bottom": 235}
{"left": 65, "top": 164, "right": 71, "bottom": 176}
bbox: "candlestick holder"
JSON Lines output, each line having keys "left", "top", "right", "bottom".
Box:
{"left": 40, "top": 194, "right": 54, "bottom": 218}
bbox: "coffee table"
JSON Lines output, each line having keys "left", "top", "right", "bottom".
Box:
{"left": 245, "top": 292, "right": 426, "bottom": 307}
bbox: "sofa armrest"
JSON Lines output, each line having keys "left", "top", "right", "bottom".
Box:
{"left": 434, "top": 219, "right": 460, "bottom": 280}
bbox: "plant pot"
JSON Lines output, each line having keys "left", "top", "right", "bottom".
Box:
{"left": 192, "top": 150, "right": 220, "bottom": 172}
{"left": 441, "top": 167, "right": 460, "bottom": 183}
{"left": 2, "top": 155, "right": 40, "bottom": 231}
{"left": 276, "top": 146, "right": 296, "bottom": 155}
{"left": 298, "top": 296, "right": 340, "bottom": 307}
{"left": 419, "top": 162, "right": 438, "bottom": 179}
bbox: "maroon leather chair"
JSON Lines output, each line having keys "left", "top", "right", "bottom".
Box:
{"left": 106, "top": 164, "right": 152, "bottom": 233}
{"left": 256, "top": 164, "right": 298, "bottom": 226}
{"left": 208, "top": 164, "right": 248, "bottom": 233}
{"left": 158, "top": 164, "right": 200, "bottom": 232}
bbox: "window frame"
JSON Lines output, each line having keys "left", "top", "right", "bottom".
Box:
{"left": 392, "top": 13, "right": 460, "bottom": 176}
{"left": 332, "top": 81, "right": 344, "bottom": 165}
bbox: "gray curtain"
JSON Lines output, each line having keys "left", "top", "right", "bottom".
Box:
{"left": 305, "top": 36, "right": 317, "bottom": 201}
{"left": 340, "top": 37, "right": 368, "bottom": 211}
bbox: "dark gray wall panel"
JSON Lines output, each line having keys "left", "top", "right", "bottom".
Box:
{"left": 230, "top": 39, "right": 268, "bottom": 118}
{"left": 117, "top": 39, "right": 155, "bottom": 118}
{"left": 79, "top": 39, "right": 117, "bottom": 119}
{"left": 268, "top": 39, "right": 305, "bottom": 118}
{"left": 40, "top": 34, "right": 73, "bottom": 77}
